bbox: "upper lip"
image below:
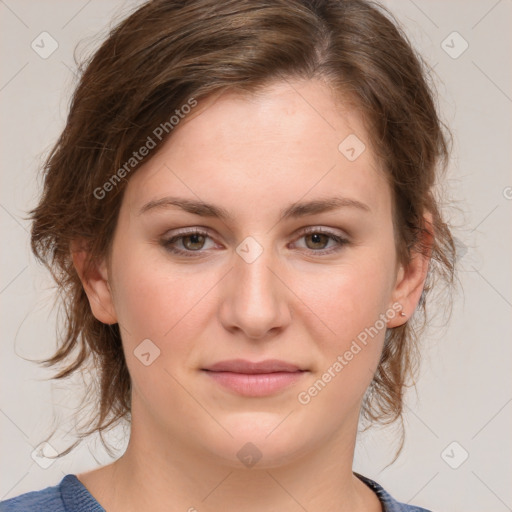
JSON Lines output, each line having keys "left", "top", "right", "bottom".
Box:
{"left": 203, "top": 359, "right": 304, "bottom": 374}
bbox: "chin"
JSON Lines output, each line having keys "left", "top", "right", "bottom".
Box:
{"left": 202, "top": 411, "right": 317, "bottom": 470}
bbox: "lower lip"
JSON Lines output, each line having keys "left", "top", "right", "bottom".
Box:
{"left": 203, "top": 371, "right": 306, "bottom": 397}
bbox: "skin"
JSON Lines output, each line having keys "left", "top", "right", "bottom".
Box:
{"left": 73, "top": 78, "right": 431, "bottom": 512}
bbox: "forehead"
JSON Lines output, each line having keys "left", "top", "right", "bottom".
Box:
{"left": 170, "top": 79, "right": 373, "bottom": 162}
{"left": 122, "top": 79, "right": 391, "bottom": 223}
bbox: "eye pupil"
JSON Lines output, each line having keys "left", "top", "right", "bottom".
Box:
{"left": 183, "top": 234, "right": 205, "bottom": 250}
{"left": 306, "top": 233, "right": 329, "bottom": 250}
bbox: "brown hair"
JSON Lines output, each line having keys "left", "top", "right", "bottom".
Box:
{"left": 30, "top": 0, "right": 456, "bottom": 459}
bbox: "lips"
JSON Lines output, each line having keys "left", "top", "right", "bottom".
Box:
{"left": 202, "top": 359, "right": 307, "bottom": 397}
{"left": 204, "top": 359, "right": 303, "bottom": 374}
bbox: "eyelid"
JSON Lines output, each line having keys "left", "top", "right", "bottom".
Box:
{"left": 297, "top": 225, "right": 349, "bottom": 239}
{"left": 162, "top": 225, "right": 349, "bottom": 242}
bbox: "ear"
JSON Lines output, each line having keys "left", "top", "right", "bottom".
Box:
{"left": 71, "top": 239, "right": 118, "bottom": 325}
{"left": 387, "top": 212, "right": 433, "bottom": 328}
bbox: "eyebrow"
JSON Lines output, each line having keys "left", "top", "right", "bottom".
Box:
{"left": 138, "top": 195, "right": 371, "bottom": 221}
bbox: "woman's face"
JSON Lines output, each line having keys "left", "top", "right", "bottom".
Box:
{"left": 94, "top": 79, "right": 410, "bottom": 467}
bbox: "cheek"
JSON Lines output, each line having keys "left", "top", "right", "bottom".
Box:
{"left": 109, "top": 240, "right": 222, "bottom": 366}
{"left": 109, "top": 244, "right": 210, "bottom": 413}
{"left": 109, "top": 240, "right": 185, "bottom": 342}
{"left": 295, "top": 271, "right": 390, "bottom": 424}
{"left": 303, "top": 251, "right": 396, "bottom": 342}
{"left": 296, "top": 246, "right": 396, "bottom": 399}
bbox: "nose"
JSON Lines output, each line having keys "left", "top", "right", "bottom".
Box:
{"left": 218, "top": 241, "right": 292, "bottom": 341}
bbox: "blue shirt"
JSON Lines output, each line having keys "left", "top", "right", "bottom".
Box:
{"left": 0, "top": 472, "right": 433, "bottom": 511}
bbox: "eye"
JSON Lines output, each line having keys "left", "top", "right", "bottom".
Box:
{"left": 291, "top": 227, "right": 350, "bottom": 255}
{"left": 160, "top": 227, "right": 350, "bottom": 258}
{"left": 161, "top": 229, "right": 214, "bottom": 257}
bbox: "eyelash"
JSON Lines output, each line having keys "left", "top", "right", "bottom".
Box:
{"left": 160, "top": 227, "right": 350, "bottom": 258}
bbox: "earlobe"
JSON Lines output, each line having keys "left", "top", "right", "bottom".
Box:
{"left": 70, "top": 240, "right": 118, "bottom": 325}
{"left": 387, "top": 213, "right": 433, "bottom": 328}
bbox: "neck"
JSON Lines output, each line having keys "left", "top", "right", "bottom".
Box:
{"left": 78, "top": 400, "right": 382, "bottom": 512}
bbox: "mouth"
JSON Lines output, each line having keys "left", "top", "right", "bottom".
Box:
{"left": 201, "top": 359, "right": 308, "bottom": 397}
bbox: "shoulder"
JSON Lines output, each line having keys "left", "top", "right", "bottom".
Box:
{"left": 0, "top": 478, "right": 65, "bottom": 512}
{"left": 354, "top": 472, "right": 434, "bottom": 512}
{"left": 0, "top": 474, "right": 104, "bottom": 512}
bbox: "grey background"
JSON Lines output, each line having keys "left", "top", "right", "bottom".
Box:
{"left": 1, "top": 1, "right": 511, "bottom": 510}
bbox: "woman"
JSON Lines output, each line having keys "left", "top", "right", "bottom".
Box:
{"left": 0, "top": 0, "right": 455, "bottom": 510}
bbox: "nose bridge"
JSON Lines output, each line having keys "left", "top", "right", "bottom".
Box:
{"left": 235, "top": 234, "right": 281, "bottom": 307}
{"left": 221, "top": 234, "right": 290, "bottom": 338}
